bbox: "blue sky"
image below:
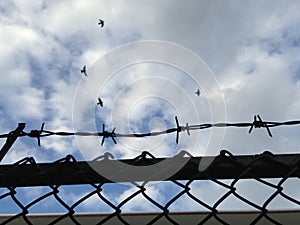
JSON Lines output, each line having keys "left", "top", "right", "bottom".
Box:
{"left": 1, "top": 0, "right": 300, "bottom": 215}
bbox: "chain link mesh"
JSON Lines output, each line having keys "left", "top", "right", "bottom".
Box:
{"left": 0, "top": 150, "right": 299, "bottom": 225}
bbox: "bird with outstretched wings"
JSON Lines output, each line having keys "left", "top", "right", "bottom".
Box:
{"left": 98, "top": 19, "right": 104, "bottom": 28}
{"left": 97, "top": 97, "right": 103, "bottom": 107}
{"left": 81, "top": 65, "right": 87, "bottom": 76}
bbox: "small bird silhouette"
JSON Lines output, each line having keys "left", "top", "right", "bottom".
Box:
{"left": 81, "top": 65, "right": 87, "bottom": 76}
{"left": 195, "top": 89, "right": 200, "bottom": 96}
{"left": 97, "top": 97, "right": 103, "bottom": 107}
{"left": 98, "top": 19, "right": 104, "bottom": 28}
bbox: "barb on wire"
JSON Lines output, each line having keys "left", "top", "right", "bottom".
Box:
{"left": 27, "top": 122, "right": 45, "bottom": 146}
{"left": 174, "top": 116, "right": 191, "bottom": 144}
{"left": 175, "top": 116, "right": 181, "bottom": 144}
{"left": 101, "top": 124, "right": 117, "bottom": 146}
{"left": 1, "top": 115, "right": 300, "bottom": 149}
{"left": 249, "top": 115, "right": 272, "bottom": 137}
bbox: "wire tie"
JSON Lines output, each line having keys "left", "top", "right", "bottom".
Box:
{"left": 185, "top": 123, "right": 190, "bottom": 135}
{"left": 28, "top": 122, "right": 45, "bottom": 146}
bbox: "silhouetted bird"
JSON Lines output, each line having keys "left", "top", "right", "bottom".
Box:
{"left": 97, "top": 97, "right": 103, "bottom": 107}
{"left": 81, "top": 65, "right": 87, "bottom": 76}
{"left": 195, "top": 89, "right": 200, "bottom": 96}
{"left": 98, "top": 19, "right": 104, "bottom": 28}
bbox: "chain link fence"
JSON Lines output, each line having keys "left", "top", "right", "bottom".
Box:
{"left": 0, "top": 150, "right": 300, "bottom": 225}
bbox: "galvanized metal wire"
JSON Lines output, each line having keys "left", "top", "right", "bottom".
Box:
{"left": 0, "top": 150, "right": 299, "bottom": 225}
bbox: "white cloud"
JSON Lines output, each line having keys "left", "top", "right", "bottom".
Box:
{"left": 1, "top": 0, "right": 300, "bottom": 216}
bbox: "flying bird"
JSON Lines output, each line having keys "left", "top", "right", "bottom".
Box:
{"left": 98, "top": 19, "right": 104, "bottom": 28}
{"left": 81, "top": 65, "right": 87, "bottom": 76}
{"left": 97, "top": 97, "right": 103, "bottom": 107}
{"left": 195, "top": 89, "right": 201, "bottom": 96}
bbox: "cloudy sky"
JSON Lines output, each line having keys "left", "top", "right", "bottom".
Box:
{"left": 1, "top": 0, "right": 300, "bottom": 215}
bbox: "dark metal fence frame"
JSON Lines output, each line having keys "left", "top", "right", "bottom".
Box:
{"left": 0, "top": 150, "right": 300, "bottom": 225}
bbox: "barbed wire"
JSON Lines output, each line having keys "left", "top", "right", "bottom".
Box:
{"left": 0, "top": 114, "right": 299, "bottom": 149}
{"left": 1, "top": 115, "right": 300, "bottom": 147}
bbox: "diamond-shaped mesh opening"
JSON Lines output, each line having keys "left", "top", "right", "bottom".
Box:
{"left": 226, "top": 179, "right": 279, "bottom": 211}
{"left": 0, "top": 188, "right": 23, "bottom": 214}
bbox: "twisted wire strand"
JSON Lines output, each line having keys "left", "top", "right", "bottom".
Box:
{"left": 1, "top": 115, "right": 300, "bottom": 146}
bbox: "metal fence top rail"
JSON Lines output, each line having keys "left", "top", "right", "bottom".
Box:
{"left": 1, "top": 150, "right": 299, "bottom": 187}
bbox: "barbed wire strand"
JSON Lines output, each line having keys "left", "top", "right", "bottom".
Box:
{"left": 1, "top": 115, "right": 300, "bottom": 142}
{"left": 1, "top": 114, "right": 300, "bottom": 162}
{"left": 1, "top": 115, "right": 300, "bottom": 144}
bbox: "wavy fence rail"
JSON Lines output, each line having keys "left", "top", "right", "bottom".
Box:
{"left": 0, "top": 150, "right": 300, "bottom": 225}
